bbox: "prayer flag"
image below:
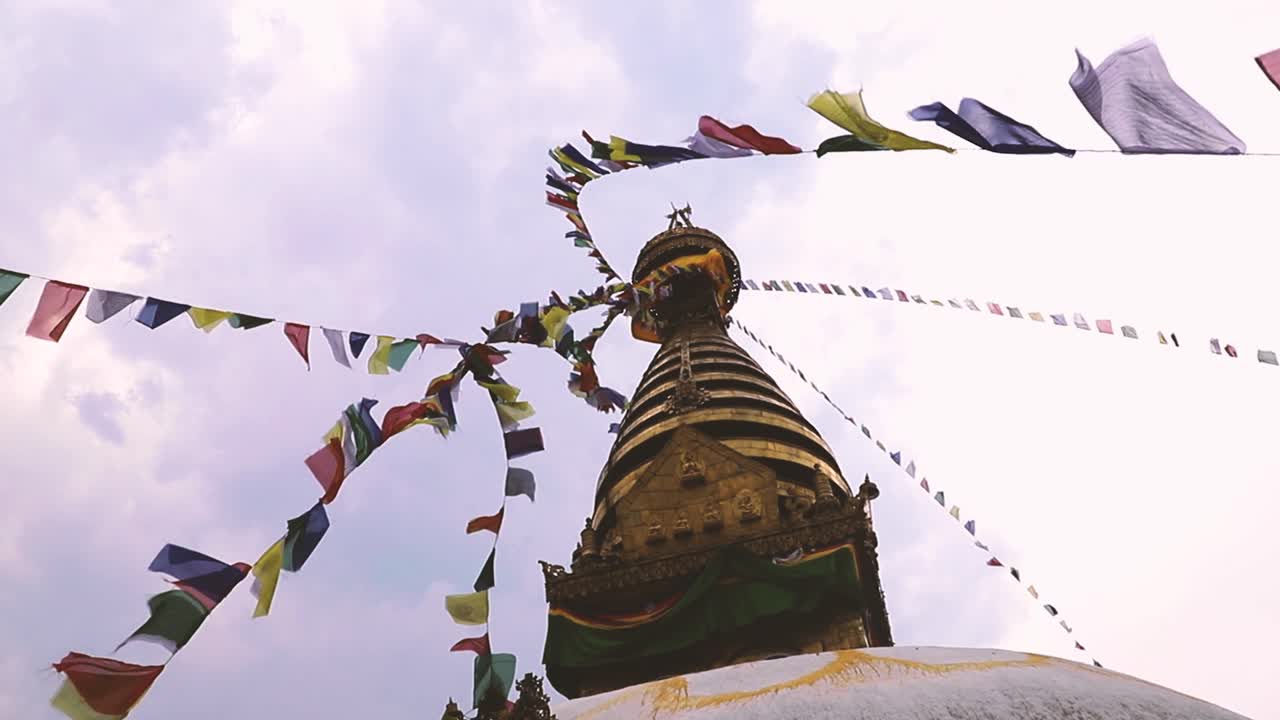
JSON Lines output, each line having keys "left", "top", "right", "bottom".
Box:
{"left": 698, "top": 115, "right": 802, "bottom": 154}
{"left": 1073, "top": 313, "right": 1089, "bottom": 330}
{"left": 1028, "top": 585, "right": 1039, "bottom": 599}
{"left": 0, "top": 268, "right": 27, "bottom": 306}
{"left": 975, "top": 541, "right": 989, "bottom": 551}
{"left": 1093, "top": 660, "right": 1103, "bottom": 668}
{"left": 250, "top": 538, "right": 285, "bottom": 618}
{"left": 504, "top": 466, "right": 535, "bottom": 499}
{"left": 949, "top": 505, "right": 961, "bottom": 520}
{"left": 306, "top": 436, "right": 346, "bottom": 505}
{"left": 283, "top": 502, "right": 329, "bottom": 572}
{"left": 135, "top": 298, "right": 190, "bottom": 329}
{"left": 451, "top": 633, "right": 491, "bottom": 656}
{"left": 369, "top": 335, "right": 394, "bottom": 374}
{"left": 1061, "top": 620, "right": 1073, "bottom": 633}
{"left": 987, "top": 558, "right": 1003, "bottom": 567}
{"left": 187, "top": 308, "right": 231, "bottom": 332}
{"left": 1226, "top": 344, "right": 1238, "bottom": 358}
{"left": 685, "top": 130, "right": 753, "bottom": 158}
{"left": 1051, "top": 314, "right": 1067, "bottom": 326}
{"left": 934, "top": 491, "right": 945, "bottom": 506}
{"left": 1070, "top": 39, "right": 1245, "bottom": 154}
{"left": 445, "top": 590, "right": 489, "bottom": 626}
{"left": 909, "top": 98, "right": 1074, "bottom": 155}
{"left": 26, "top": 281, "right": 89, "bottom": 342}
{"left": 1029, "top": 312, "right": 1044, "bottom": 322}
{"left": 746, "top": 279, "right": 760, "bottom": 290}
{"left": 119, "top": 590, "right": 212, "bottom": 653}
{"left": 474, "top": 549, "right": 496, "bottom": 592}
{"left": 473, "top": 653, "right": 517, "bottom": 709}
{"left": 322, "top": 328, "right": 351, "bottom": 368}
{"left": 815, "top": 134, "right": 886, "bottom": 156}
{"left": 50, "top": 652, "right": 164, "bottom": 720}
{"left": 796, "top": 282, "right": 807, "bottom": 293}
{"left": 1158, "top": 331, "right": 1168, "bottom": 345}
{"left": 466, "top": 508, "right": 505, "bottom": 535}
{"left": 1010, "top": 567, "right": 1021, "bottom": 581}
{"left": 147, "top": 545, "right": 250, "bottom": 608}
{"left": 1075, "top": 641, "right": 1086, "bottom": 651}
{"left": 949, "top": 299, "right": 963, "bottom": 309}
{"left": 1008, "top": 307, "right": 1023, "bottom": 319}
{"left": 832, "top": 285, "right": 845, "bottom": 296}
{"left": 965, "top": 299, "right": 980, "bottom": 312}
{"left": 920, "top": 477, "right": 930, "bottom": 492}
{"left": 1258, "top": 49, "right": 1280, "bottom": 92}
{"left": 877, "top": 288, "right": 892, "bottom": 300}
{"left": 349, "top": 331, "right": 370, "bottom": 358}
{"left": 889, "top": 451, "right": 901, "bottom": 465}
{"left": 284, "top": 323, "right": 310, "bottom": 369}
{"left": 1097, "top": 319, "right": 1114, "bottom": 334}
{"left": 1122, "top": 325, "right": 1138, "bottom": 339}
{"left": 862, "top": 287, "right": 875, "bottom": 298}
{"left": 904, "top": 460, "right": 916, "bottom": 478}
{"left": 987, "top": 302, "right": 1003, "bottom": 316}
{"left": 895, "top": 289, "right": 909, "bottom": 302}
{"left": 228, "top": 313, "right": 272, "bottom": 329}
{"left": 1210, "top": 338, "right": 1222, "bottom": 354}
{"left": 964, "top": 519, "right": 976, "bottom": 535}
{"left": 1171, "top": 333, "right": 1180, "bottom": 347}
{"left": 819, "top": 284, "right": 832, "bottom": 294}
{"left": 85, "top": 289, "right": 138, "bottom": 324}
{"left": 388, "top": 339, "right": 417, "bottom": 371}
{"left": 504, "top": 428, "right": 544, "bottom": 459}
{"left": 807, "top": 89, "right": 953, "bottom": 152}
{"left": 1044, "top": 604, "right": 1059, "bottom": 616}
{"left": 1259, "top": 349, "right": 1278, "bottom": 365}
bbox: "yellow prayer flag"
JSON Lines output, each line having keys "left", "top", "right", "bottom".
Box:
{"left": 806, "top": 90, "right": 953, "bottom": 153}
{"left": 187, "top": 308, "right": 232, "bottom": 333}
{"left": 540, "top": 307, "right": 571, "bottom": 348}
{"left": 250, "top": 538, "right": 286, "bottom": 618}
{"left": 495, "top": 401, "right": 535, "bottom": 429}
{"left": 368, "top": 335, "right": 393, "bottom": 375}
{"left": 477, "top": 381, "right": 521, "bottom": 403}
{"left": 949, "top": 506, "right": 961, "bottom": 520}
{"left": 551, "top": 148, "right": 599, "bottom": 179}
{"left": 445, "top": 590, "right": 489, "bottom": 626}
{"left": 608, "top": 136, "right": 642, "bottom": 163}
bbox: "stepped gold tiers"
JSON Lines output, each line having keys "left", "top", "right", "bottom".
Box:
{"left": 540, "top": 225, "right": 892, "bottom": 700}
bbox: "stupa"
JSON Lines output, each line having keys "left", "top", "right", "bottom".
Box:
{"left": 460, "top": 214, "right": 1253, "bottom": 719}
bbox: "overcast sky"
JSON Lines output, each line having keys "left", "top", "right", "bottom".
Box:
{"left": 1, "top": 2, "right": 1277, "bottom": 719}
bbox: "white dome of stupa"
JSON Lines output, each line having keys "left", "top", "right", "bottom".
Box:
{"left": 552, "top": 646, "right": 1250, "bottom": 720}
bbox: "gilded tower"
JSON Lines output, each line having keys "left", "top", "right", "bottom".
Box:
{"left": 540, "top": 218, "right": 891, "bottom": 699}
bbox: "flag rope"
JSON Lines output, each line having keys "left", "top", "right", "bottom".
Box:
{"left": 729, "top": 315, "right": 1105, "bottom": 669}
{"left": 740, "top": 279, "right": 1278, "bottom": 369}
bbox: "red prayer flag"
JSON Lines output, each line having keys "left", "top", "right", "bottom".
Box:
{"left": 698, "top": 115, "right": 803, "bottom": 155}
{"left": 1226, "top": 344, "right": 1238, "bottom": 358}
{"left": 1096, "top": 319, "right": 1114, "bottom": 334}
{"left": 986, "top": 557, "right": 1003, "bottom": 567}
{"left": 450, "top": 633, "right": 491, "bottom": 655}
{"left": 284, "top": 323, "right": 310, "bottom": 369}
{"left": 52, "top": 652, "right": 164, "bottom": 716}
{"left": 987, "top": 302, "right": 1004, "bottom": 316}
{"left": 26, "top": 281, "right": 89, "bottom": 342}
{"left": 1257, "top": 49, "right": 1280, "bottom": 92}
{"left": 416, "top": 333, "right": 443, "bottom": 349}
{"left": 545, "top": 192, "right": 578, "bottom": 211}
{"left": 1075, "top": 641, "right": 1086, "bottom": 650}
{"left": 381, "top": 399, "right": 443, "bottom": 439}
{"left": 305, "top": 439, "right": 345, "bottom": 504}
{"left": 466, "top": 507, "right": 505, "bottom": 535}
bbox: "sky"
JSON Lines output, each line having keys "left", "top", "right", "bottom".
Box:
{"left": 1, "top": 1, "right": 1278, "bottom": 718}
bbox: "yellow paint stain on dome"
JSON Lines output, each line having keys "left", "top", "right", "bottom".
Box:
{"left": 570, "top": 649, "right": 1071, "bottom": 720}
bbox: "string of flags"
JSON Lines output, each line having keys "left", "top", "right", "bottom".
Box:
{"left": 729, "top": 316, "right": 1105, "bottom": 669}
{"left": 739, "top": 278, "right": 1280, "bottom": 370}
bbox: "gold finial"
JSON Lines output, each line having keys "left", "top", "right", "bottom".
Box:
{"left": 665, "top": 203, "right": 694, "bottom": 230}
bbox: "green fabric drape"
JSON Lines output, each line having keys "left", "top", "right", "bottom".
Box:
{"left": 544, "top": 545, "right": 862, "bottom": 670}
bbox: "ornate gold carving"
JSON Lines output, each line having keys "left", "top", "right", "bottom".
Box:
{"left": 673, "top": 513, "right": 692, "bottom": 537}
{"left": 735, "top": 489, "right": 762, "bottom": 523}
{"left": 663, "top": 337, "right": 709, "bottom": 415}
{"left": 679, "top": 450, "right": 705, "bottom": 486}
{"left": 539, "top": 560, "right": 567, "bottom": 581}
{"left": 702, "top": 500, "right": 723, "bottom": 531}
{"left": 645, "top": 518, "right": 666, "bottom": 544}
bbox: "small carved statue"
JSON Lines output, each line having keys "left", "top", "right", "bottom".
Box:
{"left": 440, "top": 698, "right": 466, "bottom": 720}
{"left": 673, "top": 513, "right": 692, "bottom": 537}
{"left": 736, "top": 489, "right": 762, "bottom": 523}
{"left": 679, "top": 450, "right": 705, "bottom": 485}
{"left": 508, "top": 673, "right": 557, "bottom": 720}
{"left": 702, "top": 500, "right": 723, "bottom": 530}
{"left": 646, "top": 518, "right": 665, "bottom": 544}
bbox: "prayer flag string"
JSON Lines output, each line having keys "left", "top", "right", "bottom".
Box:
{"left": 739, "top": 278, "right": 1280, "bottom": 371}
{"left": 729, "top": 316, "right": 1105, "bottom": 669}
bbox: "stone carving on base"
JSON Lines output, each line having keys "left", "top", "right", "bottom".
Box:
{"left": 735, "top": 488, "right": 762, "bottom": 523}
{"left": 646, "top": 518, "right": 666, "bottom": 544}
{"left": 702, "top": 500, "right": 723, "bottom": 531}
{"left": 539, "top": 561, "right": 567, "bottom": 581}
{"left": 673, "top": 512, "right": 693, "bottom": 537}
{"left": 679, "top": 450, "right": 705, "bottom": 486}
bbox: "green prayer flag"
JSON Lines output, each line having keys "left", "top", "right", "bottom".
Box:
{"left": 474, "top": 549, "right": 495, "bottom": 592}
{"left": 0, "top": 269, "right": 28, "bottom": 306}
{"left": 228, "top": 313, "right": 273, "bottom": 329}
{"left": 816, "top": 135, "right": 887, "bottom": 157}
{"left": 387, "top": 339, "right": 417, "bottom": 372}
{"left": 473, "top": 653, "right": 517, "bottom": 708}
{"left": 120, "top": 590, "right": 209, "bottom": 653}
